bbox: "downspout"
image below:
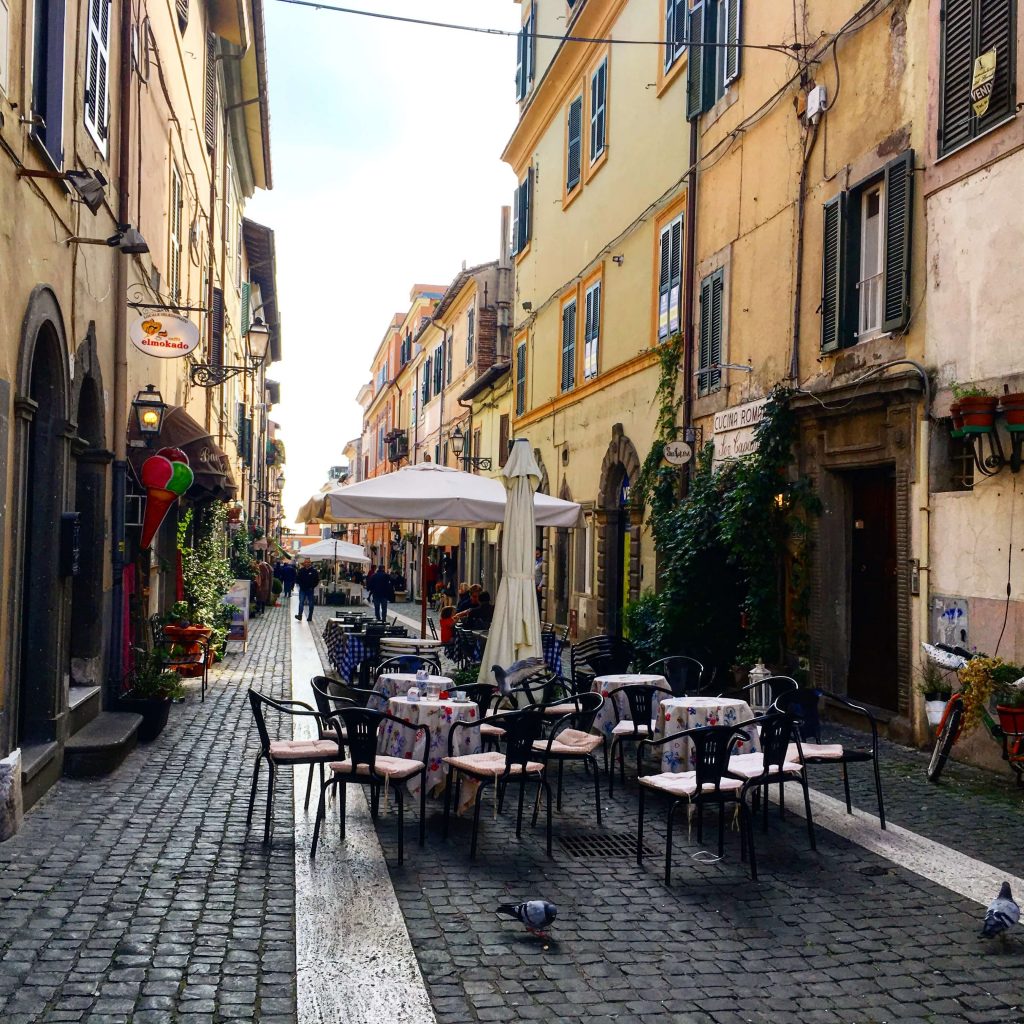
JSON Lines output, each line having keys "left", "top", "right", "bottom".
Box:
{"left": 789, "top": 120, "right": 820, "bottom": 381}
{"left": 681, "top": 117, "right": 698, "bottom": 498}
{"left": 108, "top": 0, "right": 134, "bottom": 697}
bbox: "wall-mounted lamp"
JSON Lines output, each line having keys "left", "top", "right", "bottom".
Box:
{"left": 18, "top": 166, "right": 108, "bottom": 213}
{"left": 131, "top": 384, "right": 166, "bottom": 443}
{"left": 521, "top": 301, "right": 533, "bottom": 311}
{"left": 65, "top": 222, "right": 149, "bottom": 253}
{"left": 611, "top": 255, "right": 624, "bottom": 266}
{"left": 450, "top": 424, "right": 492, "bottom": 471}
{"left": 246, "top": 316, "right": 272, "bottom": 367}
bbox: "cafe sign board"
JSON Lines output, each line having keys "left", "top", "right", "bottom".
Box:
{"left": 712, "top": 397, "right": 768, "bottom": 462}
{"left": 129, "top": 313, "right": 200, "bottom": 358}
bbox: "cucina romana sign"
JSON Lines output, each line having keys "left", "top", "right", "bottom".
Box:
{"left": 712, "top": 397, "right": 768, "bottom": 462}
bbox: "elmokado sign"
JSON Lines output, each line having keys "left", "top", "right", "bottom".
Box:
{"left": 129, "top": 314, "right": 201, "bottom": 358}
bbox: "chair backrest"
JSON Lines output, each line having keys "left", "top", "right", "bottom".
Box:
{"left": 743, "top": 674, "right": 799, "bottom": 707}
{"left": 647, "top": 656, "right": 705, "bottom": 697}
{"left": 149, "top": 614, "right": 165, "bottom": 646}
{"left": 494, "top": 708, "right": 546, "bottom": 768}
{"left": 690, "top": 724, "right": 751, "bottom": 791}
{"left": 310, "top": 676, "right": 355, "bottom": 731}
{"left": 756, "top": 712, "right": 797, "bottom": 772}
{"left": 608, "top": 683, "right": 669, "bottom": 729}
{"left": 549, "top": 690, "right": 604, "bottom": 733}
{"left": 330, "top": 707, "right": 385, "bottom": 771}
{"left": 427, "top": 616, "right": 439, "bottom": 640}
{"left": 571, "top": 635, "right": 635, "bottom": 682}
{"left": 775, "top": 688, "right": 823, "bottom": 743}
{"left": 493, "top": 661, "right": 551, "bottom": 705}
{"left": 376, "top": 655, "right": 442, "bottom": 678}
{"left": 461, "top": 683, "right": 500, "bottom": 717}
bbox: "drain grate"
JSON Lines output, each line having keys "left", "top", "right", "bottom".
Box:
{"left": 559, "top": 831, "right": 652, "bottom": 859}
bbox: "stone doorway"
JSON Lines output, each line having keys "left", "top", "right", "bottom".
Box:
{"left": 596, "top": 426, "right": 641, "bottom": 636}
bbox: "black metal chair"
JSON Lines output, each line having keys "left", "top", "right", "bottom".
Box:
{"left": 720, "top": 675, "right": 799, "bottom": 711}
{"left": 530, "top": 691, "right": 607, "bottom": 824}
{"left": 570, "top": 635, "right": 636, "bottom": 692}
{"left": 636, "top": 723, "right": 753, "bottom": 884}
{"left": 730, "top": 713, "right": 816, "bottom": 880}
{"left": 246, "top": 689, "right": 338, "bottom": 844}
{"left": 442, "top": 708, "right": 553, "bottom": 859}
{"left": 605, "top": 682, "right": 673, "bottom": 796}
{"left": 647, "top": 656, "right": 706, "bottom": 697}
{"left": 776, "top": 688, "right": 886, "bottom": 829}
{"left": 310, "top": 706, "right": 429, "bottom": 865}
{"left": 310, "top": 677, "right": 355, "bottom": 744}
{"left": 427, "top": 616, "right": 439, "bottom": 640}
{"left": 459, "top": 683, "right": 504, "bottom": 750}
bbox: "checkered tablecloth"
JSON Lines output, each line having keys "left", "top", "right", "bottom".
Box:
{"left": 542, "top": 632, "right": 564, "bottom": 677}
{"left": 322, "top": 621, "right": 373, "bottom": 682}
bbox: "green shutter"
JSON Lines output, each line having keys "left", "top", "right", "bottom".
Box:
{"left": 698, "top": 275, "right": 712, "bottom": 396}
{"left": 724, "top": 0, "right": 742, "bottom": 84}
{"left": 561, "top": 301, "right": 576, "bottom": 392}
{"left": 516, "top": 342, "right": 526, "bottom": 415}
{"left": 525, "top": 167, "right": 533, "bottom": 246}
{"left": 240, "top": 281, "right": 251, "bottom": 336}
{"left": 686, "top": 2, "right": 705, "bottom": 120}
{"left": 567, "top": 96, "right": 583, "bottom": 190}
{"left": 709, "top": 269, "right": 724, "bottom": 392}
{"left": 820, "top": 193, "right": 846, "bottom": 352}
{"left": 882, "top": 150, "right": 914, "bottom": 334}
{"left": 515, "top": 23, "right": 525, "bottom": 100}
{"left": 511, "top": 181, "right": 521, "bottom": 255}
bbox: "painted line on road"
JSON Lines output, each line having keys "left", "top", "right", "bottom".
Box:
{"left": 290, "top": 612, "right": 438, "bottom": 1024}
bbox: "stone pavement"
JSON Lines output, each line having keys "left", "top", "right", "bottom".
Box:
{"left": 0, "top": 605, "right": 297, "bottom": 1024}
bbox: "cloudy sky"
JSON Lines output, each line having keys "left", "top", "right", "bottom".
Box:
{"left": 246, "top": 0, "right": 520, "bottom": 524}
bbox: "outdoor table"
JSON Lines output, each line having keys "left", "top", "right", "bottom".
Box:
{"left": 374, "top": 673, "right": 454, "bottom": 707}
{"left": 382, "top": 695, "right": 480, "bottom": 802}
{"left": 379, "top": 636, "right": 444, "bottom": 651}
{"left": 322, "top": 621, "right": 373, "bottom": 681}
{"left": 591, "top": 673, "right": 670, "bottom": 740}
{"left": 654, "top": 696, "right": 761, "bottom": 772}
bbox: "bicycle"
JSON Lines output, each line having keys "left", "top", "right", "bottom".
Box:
{"left": 922, "top": 643, "right": 1024, "bottom": 785}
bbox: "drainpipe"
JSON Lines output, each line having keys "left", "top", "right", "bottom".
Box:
{"left": 789, "top": 121, "right": 820, "bottom": 381}
{"left": 681, "top": 118, "right": 699, "bottom": 498}
{"left": 108, "top": 0, "right": 134, "bottom": 698}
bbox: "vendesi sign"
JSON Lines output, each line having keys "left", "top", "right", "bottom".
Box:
{"left": 712, "top": 397, "right": 768, "bottom": 462}
{"left": 129, "top": 314, "right": 200, "bottom": 358}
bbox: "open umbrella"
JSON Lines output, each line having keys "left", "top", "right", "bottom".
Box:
{"left": 287, "top": 538, "right": 370, "bottom": 565}
{"left": 476, "top": 441, "right": 544, "bottom": 683}
{"left": 320, "top": 462, "right": 582, "bottom": 636}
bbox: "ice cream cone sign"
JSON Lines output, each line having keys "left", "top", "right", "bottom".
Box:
{"left": 139, "top": 448, "right": 194, "bottom": 549}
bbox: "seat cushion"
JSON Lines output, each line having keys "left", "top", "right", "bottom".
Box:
{"left": 533, "top": 729, "right": 603, "bottom": 755}
{"left": 330, "top": 755, "right": 425, "bottom": 781}
{"left": 639, "top": 771, "right": 744, "bottom": 797}
{"left": 544, "top": 704, "right": 576, "bottom": 715}
{"left": 320, "top": 727, "right": 347, "bottom": 743}
{"left": 443, "top": 751, "right": 544, "bottom": 776}
{"left": 269, "top": 739, "right": 338, "bottom": 761}
{"left": 728, "top": 752, "right": 802, "bottom": 779}
{"left": 787, "top": 742, "right": 845, "bottom": 762}
{"left": 611, "top": 720, "right": 653, "bottom": 736}
{"left": 480, "top": 723, "right": 506, "bottom": 738}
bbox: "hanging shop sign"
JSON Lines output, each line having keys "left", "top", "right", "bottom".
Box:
{"left": 712, "top": 397, "right": 768, "bottom": 462}
{"left": 971, "top": 48, "right": 997, "bottom": 117}
{"left": 129, "top": 314, "right": 200, "bottom": 358}
{"left": 663, "top": 441, "right": 693, "bottom": 466}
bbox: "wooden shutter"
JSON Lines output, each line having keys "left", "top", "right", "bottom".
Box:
{"left": 515, "top": 23, "right": 526, "bottom": 100}
{"left": 466, "top": 308, "right": 475, "bottom": 363}
{"left": 204, "top": 34, "right": 217, "bottom": 152}
{"left": 499, "top": 414, "right": 510, "bottom": 468}
{"left": 709, "top": 270, "right": 723, "bottom": 392}
{"left": 176, "top": 0, "right": 188, "bottom": 32}
{"left": 240, "top": 281, "right": 251, "bottom": 336}
{"left": 422, "top": 358, "right": 430, "bottom": 403}
{"left": 84, "top": 0, "right": 110, "bottom": 148}
{"left": 584, "top": 281, "right": 600, "bottom": 379}
{"left": 668, "top": 217, "right": 682, "bottom": 336}
{"left": 881, "top": 150, "right": 914, "bottom": 334}
{"left": 212, "top": 287, "right": 224, "bottom": 365}
{"left": 567, "top": 96, "right": 582, "bottom": 191}
{"left": 724, "top": 0, "right": 742, "bottom": 84}
{"left": 560, "top": 300, "right": 576, "bottom": 392}
{"left": 169, "top": 166, "right": 183, "bottom": 301}
{"left": 658, "top": 224, "right": 672, "bottom": 339}
{"left": 516, "top": 342, "right": 527, "bottom": 415}
{"left": 511, "top": 181, "right": 521, "bottom": 255}
{"left": 686, "top": 1, "right": 705, "bottom": 121}
{"left": 939, "top": 0, "right": 975, "bottom": 153}
{"left": 698, "top": 275, "right": 713, "bottom": 395}
{"left": 820, "top": 192, "right": 846, "bottom": 352}
{"left": 590, "top": 60, "right": 606, "bottom": 160}
{"left": 445, "top": 333, "right": 453, "bottom": 384}
{"left": 524, "top": 167, "right": 533, "bottom": 246}
{"left": 976, "top": 0, "right": 1016, "bottom": 132}
{"left": 664, "top": 0, "right": 675, "bottom": 68}
{"left": 527, "top": 5, "right": 536, "bottom": 81}
{"left": 235, "top": 402, "right": 245, "bottom": 455}
{"left": 434, "top": 347, "right": 443, "bottom": 392}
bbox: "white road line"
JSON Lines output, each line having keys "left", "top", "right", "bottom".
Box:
{"left": 291, "top": 613, "right": 438, "bottom": 1024}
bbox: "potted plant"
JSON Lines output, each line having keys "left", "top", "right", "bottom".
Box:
{"left": 121, "top": 647, "right": 185, "bottom": 741}
{"left": 995, "top": 670, "right": 1024, "bottom": 736}
{"left": 918, "top": 658, "right": 952, "bottom": 727}
{"left": 1000, "top": 392, "right": 1024, "bottom": 432}
{"left": 949, "top": 401, "right": 965, "bottom": 439}
{"left": 271, "top": 578, "right": 283, "bottom": 606}
{"left": 951, "top": 382, "right": 997, "bottom": 434}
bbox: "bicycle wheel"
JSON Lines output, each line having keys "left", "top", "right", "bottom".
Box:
{"left": 927, "top": 701, "right": 963, "bottom": 783}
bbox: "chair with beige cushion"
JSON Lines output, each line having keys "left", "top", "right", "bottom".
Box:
{"left": 442, "top": 708, "right": 553, "bottom": 859}
{"left": 247, "top": 689, "right": 339, "bottom": 845}
{"left": 606, "top": 682, "right": 673, "bottom": 797}
{"left": 310, "top": 706, "right": 429, "bottom": 865}
{"left": 637, "top": 723, "right": 754, "bottom": 884}
{"left": 776, "top": 688, "right": 886, "bottom": 829}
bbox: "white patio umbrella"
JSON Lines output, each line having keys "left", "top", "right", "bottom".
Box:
{"left": 321, "top": 462, "right": 582, "bottom": 636}
{"left": 288, "top": 538, "right": 370, "bottom": 565}
{"left": 476, "top": 440, "right": 544, "bottom": 684}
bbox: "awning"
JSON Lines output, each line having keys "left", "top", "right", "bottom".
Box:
{"left": 128, "top": 405, "right": 237, "bottom": 501}
{"left": 428, "top": 525, "right": 461, "bottom": 548}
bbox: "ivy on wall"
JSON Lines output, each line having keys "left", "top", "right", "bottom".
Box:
{"left": 178, "top": 504, "right": 235, "bottom": 653}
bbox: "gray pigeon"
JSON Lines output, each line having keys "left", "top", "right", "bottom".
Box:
{"left": 981, "top": 882, "right": 1019, "bottom": 939}
{"left": 497, "top": 900, "right": 557, "bottom": 937}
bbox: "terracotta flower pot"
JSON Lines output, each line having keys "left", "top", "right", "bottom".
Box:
{"left": 1000, "top": 393, "right": 1024, "bottom": 432}
{"left": 949, "top": 400, "right": 964, "bottom": 438}
{"left": 958, "top": 395, "right": 997, "bottom": 434}
{"left": 996, "top": 704, "right": 1024, "bottom": 736}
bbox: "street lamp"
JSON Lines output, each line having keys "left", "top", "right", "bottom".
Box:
{"left": 131, "top": 385, "right": 166, "bottom": 443}
{"left": 189, "top": 317, "right": 273, "bottom": 388}
{"left": 246, "top": 316, "right": 271, "bottom": 367}
{"left": 449, "top": 424, "right": 492, "bottom": 470}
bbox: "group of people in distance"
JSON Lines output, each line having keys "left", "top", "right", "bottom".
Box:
{"left": 438, "top": 583, "right": 493, "bottom": 643}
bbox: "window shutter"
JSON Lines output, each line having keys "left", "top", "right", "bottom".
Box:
{"left": 515, "top": 23, "right": 526, "bottom": 100}
{"left": 669, "top": 218, "right": 682, "bottom": 336}
{"left": 204, "top": 34, "right": 217, "bottom": 152}
{"left": 511, "top": 181, "right": 521, "bottom": 255}
{"left": 560, "top": 300, "right": 576, "bottom": 393}
{"left": 724, "top": 0, "right": 742, "bottom": 84}
{"left": 686, "top": 1, "right": 705, "bottom": 121}
{"left": 169, "top": 167, "right": 183, "bottom": 301}
{"left": 241, "top": 281, "right": 251, "bottom": 336}
{"left": 176, "top": 0, "right": 188, "bottom": 32}
{"left": 84, "top": 0, "right": 110, "bottom": 148}
{"left": 525, "top": 167, "right": 533, "bottom": 245}
{"left": 235, "top": 402, "right": 245, "bottom": 456}
{"left": 212, "top": 287, "right": 225, "bottom": 365}
{"left": 976, "top": 0, "right": 1016, "bottom": 133}
{"left": 446, "top": 333, "right": 453, "bottom": 384}
{"left": 590, "top": 60, "right": 606, "bottom": 160}
{"left": 709, "top": 270, "right": 724, "bottom": 392}
{"left": 528, "top": 5, "right": 536, "bottom": 81}
{"left": 658, "top": 224, "right": 672, "bottom": 339}
{"left": 499, "top": 414, "right": 510, "bottom": 468}
{"left": 32, "top": 0, "right": 67, "bottom": 167}
{"left": 939, "top": 0, "right": 975, "bottom": 154}
{"left": 584, "top": 281, "right": 600, "bottom": 380}
{"left": 516, "top": 342, "right": 527, "bottom": 415}
{"left": 422, "top": 358, "right": 430, "bottom": 403}
{"left": 881, "top": 150, "right": 914, "bottom": 334}
{"left": 820, "top": 192, "right": 846, "bottom": 352}
{"left": 567, "top": 96, "right": 583, "bottom": 191}
{"left": 698, "top": 275, "right": 713, "bottom": 396}
{"left": 664, "top": 0, "right": 674, "bottom": 68}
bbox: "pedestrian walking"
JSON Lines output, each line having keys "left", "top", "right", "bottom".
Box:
{"left": 295, "top": 559, "right": 319, "bottom": 622}
{"left": 366, "top": 565, "right": 396, "bottom": 622}
{"left": 534, "top": 547, "right": 544, "bottom": 612}
{"left": 278, "top": 559, "right": 297, "bottom": 599}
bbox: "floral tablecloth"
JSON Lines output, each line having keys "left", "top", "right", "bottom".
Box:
{"left": 591, "top": 674, "right": 671, "bottom": 740}
{"left": 382, "top": 696, "right": 480, "bottom": 802}
{"left": 374, "top": 673, "right": 453, "bottom": 708}
{"left": 654, "top": 696, "right": 760, "bottom": 773}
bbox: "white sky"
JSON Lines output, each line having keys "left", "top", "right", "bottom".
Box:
{"left": 246, "top": 1, "right": 520, "bottom": 525}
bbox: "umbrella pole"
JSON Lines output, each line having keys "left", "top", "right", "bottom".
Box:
{"left": 421, "top": 519, "right": 429, "bottom": 639}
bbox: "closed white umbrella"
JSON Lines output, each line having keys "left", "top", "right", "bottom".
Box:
{"left": 477, "top": 440, "right": 544, "bottom": 684}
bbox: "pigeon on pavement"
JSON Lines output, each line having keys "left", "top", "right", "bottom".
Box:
{"left": 981, "top": 882, "right": 1019, "bottom": 940}
{"left": 497, "top": 900, "right": 557, "bottom": 938}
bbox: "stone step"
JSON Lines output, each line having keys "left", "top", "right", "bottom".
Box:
{"left": 68, "top": 686, "right": 102, "bottom": 735}
{"left": 20, "top": 741, "right": 62, "bottom": 811}
{"left": 63, "top": 712, "right": 143, "bottom": 778}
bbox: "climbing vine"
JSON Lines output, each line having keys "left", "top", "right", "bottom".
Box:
{"left": 177, "top": 504, "right": 235, "bottom": 653}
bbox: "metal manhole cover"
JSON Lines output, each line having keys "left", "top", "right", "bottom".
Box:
{"left": 559, "top": 831, "right": 652, "bottom": 858}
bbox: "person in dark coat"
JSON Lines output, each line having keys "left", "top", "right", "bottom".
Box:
{"left": 295, "top": 559, "right": 320, "bottom": 622}
{"left": 277, "top": 559, "right": 297, "bottom": 599}
{"left": 366, "top": 566, "right": 396, "bottom": 622}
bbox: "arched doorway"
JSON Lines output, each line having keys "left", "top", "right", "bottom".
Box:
{"left": 596, "top": 426, "right": 641, "bottom": 636}
{"left": 14, "top": 291, "right": 71, "bottom": 747}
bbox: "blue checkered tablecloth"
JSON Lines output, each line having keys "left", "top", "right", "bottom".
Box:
{"left": 542, "top": 632, "right": 564, "bottom": 677}
{"left": 322, "top": 621, "right": 373, "bottom": 682}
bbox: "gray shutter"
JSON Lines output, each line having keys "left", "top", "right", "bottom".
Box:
{"left": 724, "top": 0, "right": 742, "bottom": 84}
{"left": 820, "top": 193, "right": 846, "bottom": 352}
{"left": 698, "top": 275, "right": 713, "bottom": 395}
{"left": 686, "top": 2, "right": 705, "bottom": 120}
{"left": 976, "top": 0, "right": 1017, "bottom": 133}
{"left": 664, "top": 0, "right": 674, "bottom": 68}
{"left": 241, "top": 281, "right": 251, "bottom": 336}
{"left": 515, "top": 24, "right": 526, "bottom": 100}
{"left": 709, "top": 270, "right": 724, "bottom": 392}
{"left": 669, "top": 218, "right": 682, "bottom": 335}
{"left": 524, "top": 167, "right": 533, "bottom": 247}
{"left": 590, "top": 61, "right": 606, "bottom": 159}
{"left": 205, "top": 34, "right": 217, "bottom": 151}
{"left": 939, "top": 0, "right": 975, "bottom": 154}
{"left": 561, "top": 301, "right": 576, "bottom": 392}
{"left": 516, "top": 343, "right": 526, "bottom": 414}
{"left": 212, "top": 287, "right": 225, "bottom": 365}
{"left": 511, "top": 181, "right": 521, "bottom": 255}
{"left": 567, "top": 97, "right": 583, "bottom": 190}
{"left": 881, "top": 150, "right": 914, "bottom": 334}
